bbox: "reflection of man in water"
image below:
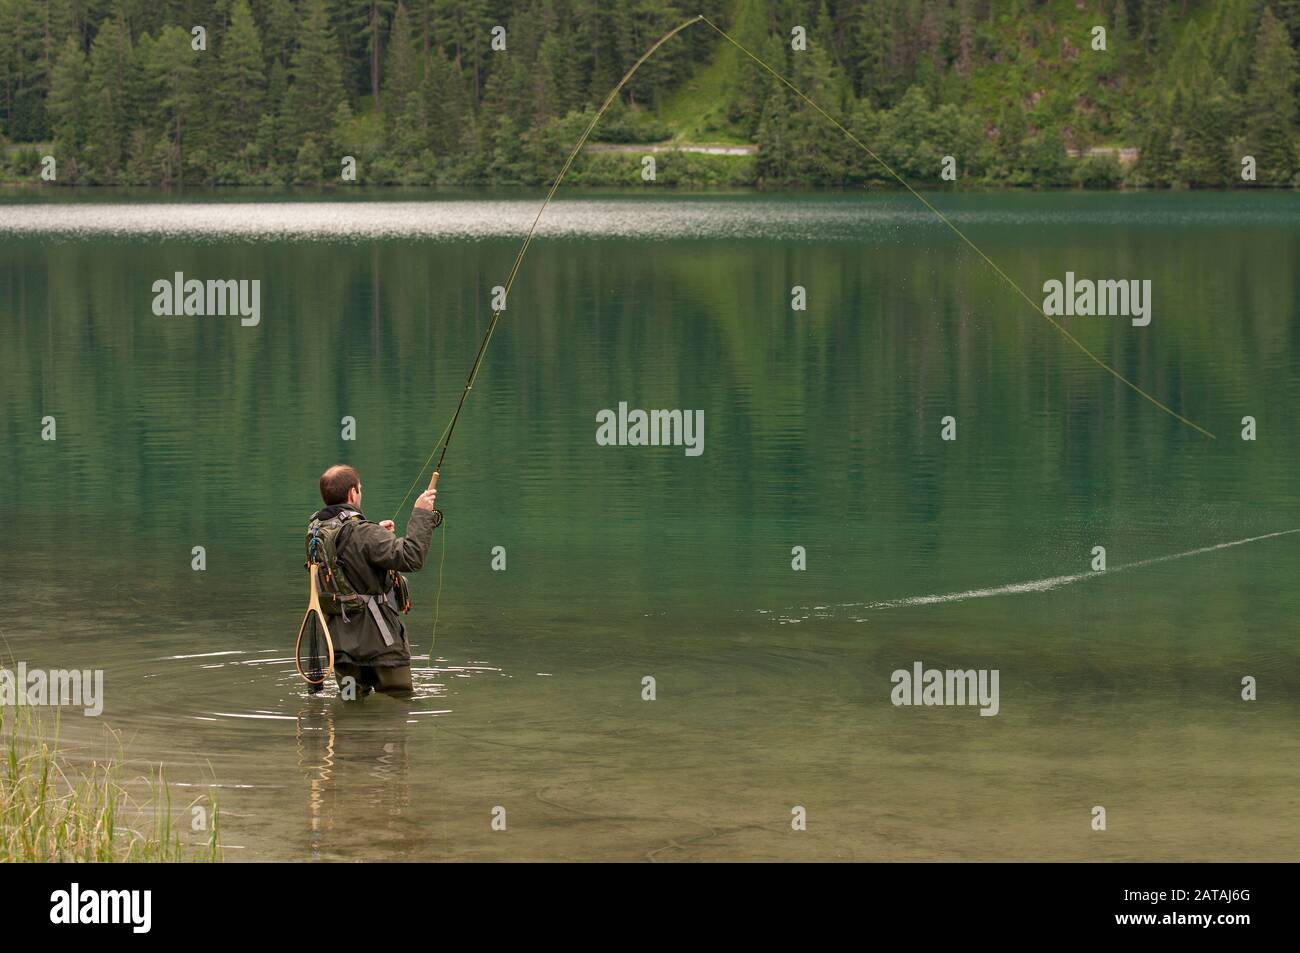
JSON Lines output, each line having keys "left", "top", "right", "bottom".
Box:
{"left": 310, "top": 465, "right": 440, "bottom": 697}
{"left": 296, "top": 704, "right": 336, "bottom": 860}
{"left": 297, "top": 703, "right": 414, "bottom": 857}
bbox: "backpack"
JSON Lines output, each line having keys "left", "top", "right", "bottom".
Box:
{"left": 305, "top": 510, "right": 412, "bottom": 621}
{"left": 305, "top": 509, "right": 366, "bottom": 616}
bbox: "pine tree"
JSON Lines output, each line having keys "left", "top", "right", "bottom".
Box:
{"left": 1179, "top": 75, "right": 1234, "bottom": 187}
{"left": 789, "top": 8, "right": 847, "bottom": 184}
{"left": 360, "top": 0, "right": 395, "bottom": 112}
{"left": 1135, "top": 93, "right": 1177, "bottom": 187}
{"left": 47, "top": 36, "right": 88, "bottom": 154}
{"left": 218, "top": 0, "right": 265, "bottom": 153}
{"left": 84, "top": 14, "right": 136, "bottom": 180}
{"left": 613, "top": 0, "right": 674, "bottom": 108}
{"left": 722, "top": 0, "right": 778, "bottom": 138}
{"left": 146, "top": 24, "right": 201, "bottom": 185}
{"left": 384, "top": 1, "right": 418, "bottom": 118}
{"left": 455, "top": 0, "right": 492, "bottom": 106}
{"left": 0, "top": 0, "right": 53, "bottom": 139}
{"left": 257, "top": 57, "right": 292, "bottom": 172}
{"left": 535, "top": 9, "right": 582, "bottom": 121}
{"left": 383, "top": 0, "right": 422, "bottom": 162}
{"left": 576, "top": 0, "right": 616, "bottom": 97}
{"left": 1245, "top": 6, "right": 1298, "bottom": 185}
{"left": 288, "top": 0, "right": 346, "bottom": 145}
{"left": 422, "top": 48, "right": 465, "bottom": 158}
{"left": 755, "top": 82, "right": 794, "bottom": 185}
{"left": 262, "top": 0, "right": 297, "bottom": 69}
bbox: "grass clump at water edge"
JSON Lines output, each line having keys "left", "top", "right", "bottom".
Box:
{"left": 0, "top": 705, "right": 221, "bottom": 862}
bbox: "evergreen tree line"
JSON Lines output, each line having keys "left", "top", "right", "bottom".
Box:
{"left": 0, "top": 0, "right": 1296, "bottom": 187}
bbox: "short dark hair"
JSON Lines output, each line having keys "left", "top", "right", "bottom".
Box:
{"left": 320, "top": 465, "right": 360, "bottom": 505}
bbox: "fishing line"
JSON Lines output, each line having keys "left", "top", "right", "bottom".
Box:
{"left": 697, "top": 15, "right": 1214, "bottom": 439}
{"left": 430, "top": 512, "right": 447, "bottom": 653}
{"left": 801, "top": 527, "right": 1300, "bottom": 614}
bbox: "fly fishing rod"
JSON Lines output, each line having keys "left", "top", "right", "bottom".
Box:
{"left": 434, "top": 14, "right": 708, "bottom": 472}
{"left": 392, "top": 15, "right": 709, "bottom": 515}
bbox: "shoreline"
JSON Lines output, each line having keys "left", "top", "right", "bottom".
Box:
{"left": 1, "top": 181, "right": 1296, "bottom": 196}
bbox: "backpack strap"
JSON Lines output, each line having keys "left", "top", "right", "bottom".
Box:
{"left": 360, "top": 594, "right": 397, "bottom": 647}
{"left": 329, "top": 511, "right": 366, "bottom": 600}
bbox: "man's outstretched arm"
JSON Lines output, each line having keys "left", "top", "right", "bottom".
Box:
{"left": 358, "top": 488, "right": 439, "bottom": 572}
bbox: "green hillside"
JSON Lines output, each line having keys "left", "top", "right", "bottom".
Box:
{"left": 0, "top": 0, "right": 1295, "bottom": 188}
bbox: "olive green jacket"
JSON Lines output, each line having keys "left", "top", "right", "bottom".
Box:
{"left": 312, "top": 505, "right": 439, "bottom": 667}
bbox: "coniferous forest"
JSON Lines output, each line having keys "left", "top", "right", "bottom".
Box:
{"left": 0, "top": 0, "right": 1296, "bottom": 188}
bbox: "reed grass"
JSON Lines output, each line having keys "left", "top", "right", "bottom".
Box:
{"left": 0, "top": 705, "right": 221, "bottom": 862}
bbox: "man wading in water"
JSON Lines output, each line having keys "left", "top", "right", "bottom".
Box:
{"left": 307, "top": 465, "right": 441, "bottom": 697}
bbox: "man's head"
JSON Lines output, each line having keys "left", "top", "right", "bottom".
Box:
{"left": 320, "top": 465, "right": 362, "bottom": 508}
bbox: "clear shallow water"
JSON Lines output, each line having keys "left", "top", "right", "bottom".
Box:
{"left": 1, "top": 191, "right": 1298, "bottom": 860}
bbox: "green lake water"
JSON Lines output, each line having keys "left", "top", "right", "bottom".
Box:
{"left": 1, "top": 190, "right": 1298, "bottom": 860}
